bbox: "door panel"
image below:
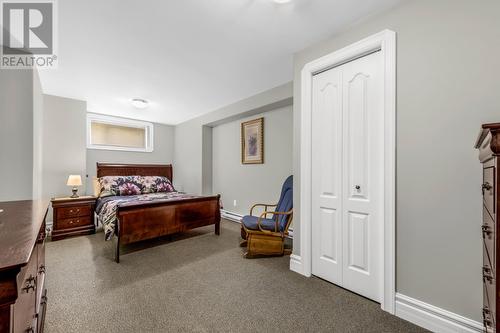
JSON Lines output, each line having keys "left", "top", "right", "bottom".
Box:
{"left": 312, "top": 66, "right": 343, "bottom": 285}
{"left": 346, "top": 211, "right": 370, "bottom": 273}
{"left": 346, "top": 73, "right": 369, "bottom": 200}
{"left": 319, "top": 208, "right": 339, "bottom": 263}
{"left": 312, "top": 51, "right": 383, "bottom": 303}
{"left": 342, "top": 51, "right": 382, "bottom": 302}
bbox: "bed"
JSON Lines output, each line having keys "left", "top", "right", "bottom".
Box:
{"left": 95, "top": 163, "right": 221, "bottom": 262}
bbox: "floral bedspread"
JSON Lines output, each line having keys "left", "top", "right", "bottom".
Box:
{"left": 95, "top": 192, "right": 200, "bottom": 241}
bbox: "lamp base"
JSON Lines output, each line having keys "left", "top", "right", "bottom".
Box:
{"left": 71, "top": 187, "right": 79, "bottom": 198}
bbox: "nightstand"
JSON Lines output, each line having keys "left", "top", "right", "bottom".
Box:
{"left": 51, "top": 196, "right": 96, "bottom": 241}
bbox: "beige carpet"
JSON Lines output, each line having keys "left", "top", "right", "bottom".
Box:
{"left": 45, "top": 220, "right": 426, "bottom": 333}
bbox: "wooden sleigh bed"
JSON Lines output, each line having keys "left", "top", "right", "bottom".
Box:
{"left": 96, "top": 163, "right": 221, "bottom": 263}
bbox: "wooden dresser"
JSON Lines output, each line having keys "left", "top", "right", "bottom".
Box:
{"left": 476, "top": 123, "right": 500, "bottom": 332}
{"left": 0, "top": 200, "right": 49, "bottom": 333}
{"left": 51, "top": 196, "right": 96, "bottom": 241}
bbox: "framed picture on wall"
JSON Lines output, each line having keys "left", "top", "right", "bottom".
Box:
{"left": 241, "top": 117, "right": 264, "bottom": 164}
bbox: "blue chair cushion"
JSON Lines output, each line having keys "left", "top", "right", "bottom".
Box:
{"left": 274, "top": 175, "right": 293, "bottom": 231}
{"left": 241, "top": 175, "right": 293, "bottom": 233}
{"left": 242, "top": 215, "right": 278, "bottom": 232}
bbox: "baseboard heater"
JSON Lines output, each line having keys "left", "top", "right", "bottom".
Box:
{"left": 221, "top": 209, "right": 243, "bottom": 223}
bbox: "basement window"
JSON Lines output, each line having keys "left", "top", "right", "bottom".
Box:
{"left": 87, "top": 114, "right": 154, "bottom": 152}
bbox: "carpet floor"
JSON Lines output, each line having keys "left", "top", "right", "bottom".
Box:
{"left": 45, "top": 219, "right": 426, "bottom": 333}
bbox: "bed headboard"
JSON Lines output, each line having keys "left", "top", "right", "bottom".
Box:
{"left": 96, "top": 163, "right": 173, "bottom": 182}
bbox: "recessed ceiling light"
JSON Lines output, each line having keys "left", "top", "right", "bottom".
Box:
{"left": 273, "top": 0, "right": 292, "bottom": 3}
{"left": 131, "top": 98, "right": 149, "bottom": 109}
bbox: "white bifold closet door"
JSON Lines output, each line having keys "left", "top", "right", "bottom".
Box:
{"left": 311, "top": 51, "right": 383, "bottom": 302}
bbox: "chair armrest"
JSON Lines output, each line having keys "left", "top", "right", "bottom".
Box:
{"left": 257, "top": 210, "right": 293, "bottom": 233}
{"left": 250, "top": 203, "right": 277, "bottom": 216}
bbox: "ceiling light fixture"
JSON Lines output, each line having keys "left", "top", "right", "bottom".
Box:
{"left": 273, "top": 0, "right": 292, "bottom": 3}
{"left": 131, "top": 98, "right": 149, "bottom": 109}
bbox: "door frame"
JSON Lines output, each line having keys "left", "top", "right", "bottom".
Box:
{"left": 292, "top": 29, "right": 396, "bottom": 314}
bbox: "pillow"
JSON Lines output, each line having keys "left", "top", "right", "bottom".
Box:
{"left": 92, "top": 177, "right": 101, "bottom": 197}
{"left": 98, "top": 176, "right": 144, "bottom": 197}
{"left": 142, "top": 176, "right": 175, "bottom": 194}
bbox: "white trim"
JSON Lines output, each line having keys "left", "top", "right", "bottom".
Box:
{"left": 294, "top": 29, "right": 396, "bottom": 313}
{"left": 86, "top": 113, "right": 154, "bottom": 153}
{"left": 395, "top": 293, "right": 482, "bottom": 333}
{"left": 289, "top": 254, "right": 304, "bottom": 275}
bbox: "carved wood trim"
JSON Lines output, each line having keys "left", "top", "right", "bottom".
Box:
{"left": 96, "top": 163, "right": 173, "bottom": 182}
{"left": 476, "top": 123, "right": 500, "bottom": 162}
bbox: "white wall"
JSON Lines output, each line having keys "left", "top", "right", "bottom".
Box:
{"left": 292, "top": 0, "right": 500, "bottom": 321}
{"left": 212, "top": 106, "right": 293, "bottom": 216}
{"left": 86, "top": 122, "right": 175, "bottom": 192}
{"left": 42, "top": 95, "right": 87, "bottom": 201}
{"left": 0, "top": 68, "right": 41, "bottom": 201}
{"left": 33, "top": 70, "right": 44, "bottom": 199}
{"left": 40, "top": 98, "right": 174, "bottom": 221}
{"left": 174, "top": 82, "right": 293, "bottom": 195}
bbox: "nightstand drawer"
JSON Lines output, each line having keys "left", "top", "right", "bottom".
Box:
{"left": 57, "top": 216, "right": 92, "bottom": 229}
{"left": 56, "top": 205, "right": 92, "bottom": 219}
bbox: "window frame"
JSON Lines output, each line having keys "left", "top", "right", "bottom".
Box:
{"left": 86, "top": 113, "right": 154, "bottom": 153}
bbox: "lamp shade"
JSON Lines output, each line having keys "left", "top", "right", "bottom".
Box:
{"left": 67, "top": 175, "right": 82, "bottom": 187}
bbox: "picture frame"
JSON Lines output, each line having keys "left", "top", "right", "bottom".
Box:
{"left": 241, "top": 117, "right": 264, "bottom": 164}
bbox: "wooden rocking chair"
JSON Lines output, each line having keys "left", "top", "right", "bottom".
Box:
{"left": 240, "top": 175, "right": 293, "bottom": 258}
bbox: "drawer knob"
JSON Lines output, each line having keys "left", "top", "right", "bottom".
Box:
{"left": 483, "top": 267, "right": 494, "bottom": 282}
{"left": 482, "top": 225, "right": 492, "bottom": 236}
{"left": 482, "top": 182, "right": 492, "bottom": 195}
{"left": 22, "top": 275, "right": 36, "bottom": 293}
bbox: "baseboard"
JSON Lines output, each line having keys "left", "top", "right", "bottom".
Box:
{"left": 290, "top": 254, "right": 305, "bottom": 275}
{"left": 395, "top": 293, "right": 482, "bottom": 333}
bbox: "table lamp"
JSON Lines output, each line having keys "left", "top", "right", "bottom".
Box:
{"left": 67, "top": 175, "right": 82, "bottom": 198}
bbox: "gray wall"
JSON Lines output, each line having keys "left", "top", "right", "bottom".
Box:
{"left": 40, "top": 101, "right": 174, "bottom": 221}
{"left": 0, "top": 68, "right": 39, "bottom": 201}
{"left": 212, "top": 106, "right": 293, "bottom": 216}
{"left": 42, "top": 95, "right": 87, "bottom": 203}
{"left": 86, "top": 122, "right": 175, "bottom": 192}
{"left": 174, "top": 82, "right": 293, "bottom": 195}
{"left": 292, "top": 0, "right": 500, "bottom": 321}
{"left": 33, "top": 70, "right": 44, "bottom": 199}
{"left": 201, "top": 126, "right": 213, "bottom": 195}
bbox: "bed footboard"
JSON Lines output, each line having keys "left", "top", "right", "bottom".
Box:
{"left": 114, "top": 195, "right": 221, "bottom": 263}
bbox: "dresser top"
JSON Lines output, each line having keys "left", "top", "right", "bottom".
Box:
{"left": 0, "top": 200, "right": 49, "bottom": 272}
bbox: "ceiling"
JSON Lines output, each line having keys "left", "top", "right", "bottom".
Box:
{"left": 39, "top": 0, "right": 404, "bottom": 125}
